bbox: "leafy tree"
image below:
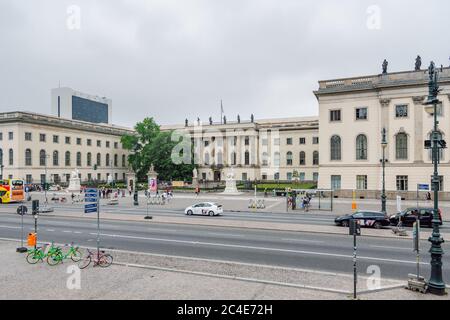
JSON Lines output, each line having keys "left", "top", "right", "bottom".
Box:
{"left": 121, "top": 118, "right": 195, "bottom": 182}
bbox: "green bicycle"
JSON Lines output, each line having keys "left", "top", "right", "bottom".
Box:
{"left": 26, "top": 242, "right": 60, "bottom": 264}
{"left": 47, "top": 243, "right": 83, "bottom": 266}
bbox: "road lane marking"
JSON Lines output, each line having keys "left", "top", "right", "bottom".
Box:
{"left": 93, "top": 232, "right": 427, "bottom": 265}
{"left": 46, "top": 229, "right": 55, "bottom": 232}
{"left": 281, "top": 238, "right": 324, "bottom": 244}
{"left": 370, "top": 245, "right": 411, "bottom": 251}
{"left": 207, "top": 232, "right": 244, "bottom": 237}
{"left": 74, "top": 231, "right": 82, "bottom": 234}
{"left": 62, "top": 230, "right": 72, "bottom": 233}
{"left": 0, "top": 225, "right": 21, "bottom": 229}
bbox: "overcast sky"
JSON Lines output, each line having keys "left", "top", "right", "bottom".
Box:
{"left": 1, "top": 0, "right": 449, "bottom": 127}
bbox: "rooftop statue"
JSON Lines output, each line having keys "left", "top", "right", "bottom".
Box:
{"left": 415, "top": 55, "right": 422, "bottom": 71}
{"left": 382, "top": 59, "right": 388, "bottom": 74}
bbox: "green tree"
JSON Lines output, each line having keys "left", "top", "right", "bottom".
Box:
{"left": 121, "top": 118, "right": 195, "bottom": 182}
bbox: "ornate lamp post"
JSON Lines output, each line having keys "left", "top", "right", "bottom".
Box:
{"left": 423, "top": 61, "right": 446, "bottom": 295}
{"left": 133, "top": 145, "right": 140, "bottom": 206}
{"left": 380, "top": 128, "right": 388, "bottom": 213}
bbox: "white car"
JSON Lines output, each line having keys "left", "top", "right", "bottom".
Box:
{"left": 185, "top": 202, "right": 223, "bottom": 216}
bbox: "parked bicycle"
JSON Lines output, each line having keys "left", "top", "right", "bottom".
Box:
{"left": 78, "top": 249, "right": 113, "bottom": 269}
{"left": 46, "top": 242, "right": 83, "bottom": 266}
{"left": 26, "top": 242, "right": 60, "bottom": 264}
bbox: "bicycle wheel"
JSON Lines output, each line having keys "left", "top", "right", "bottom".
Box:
{"left": 98, "top": 254, "right": 113, "bottom": 267}
{"left": 47, "top": 252, "right": 62, "bottom": 266}
{"left": 78, "top": 255, "right": 91, "bottom": 269}
{"left": 70, "top": 248, "right": 83, "bottom": 262}
{"left": 26, "top": 251, "right": 41, "bottom": 264}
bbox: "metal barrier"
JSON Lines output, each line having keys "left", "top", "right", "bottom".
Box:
{"left": 248, "top": 199, "right": 266, "bottom": 209}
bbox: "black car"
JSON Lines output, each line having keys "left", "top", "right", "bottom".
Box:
{"left": 335, "top": 211, "right": 390, "bottom": 229}
{"left": 389, "top": 207, "right": 443, "bottom": 228}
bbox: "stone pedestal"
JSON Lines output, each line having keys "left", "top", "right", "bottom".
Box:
{"left": 222, "top": 168, "right": 241, "bottom": 195}
{"left": 67, "top": 169, "right": 81, "bottom": 193}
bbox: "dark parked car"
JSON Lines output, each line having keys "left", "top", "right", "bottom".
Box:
{"left": 335, "top": 211, "right": 390, "bottom": 229}
{"left": 389, "top": 208, "right": 443, "bottom": 228}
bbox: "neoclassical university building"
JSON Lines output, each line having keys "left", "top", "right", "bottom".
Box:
{"left": 1, "top": 63, "right": 450, "bottom": 198}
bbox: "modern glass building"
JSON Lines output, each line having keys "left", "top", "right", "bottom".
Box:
{"left": 72, "top": 96, "right": 109, "bottom": 124}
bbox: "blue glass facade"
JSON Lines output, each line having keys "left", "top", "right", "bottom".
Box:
{"left": 72, "top": 96, "right": 108, "bottom": 124}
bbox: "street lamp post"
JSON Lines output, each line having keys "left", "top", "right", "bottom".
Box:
{"left": 423, "top": 61, "right": 446, "bottom": 295}
{"left": 133, "top": 146, "right": 139, "bottom": 206}
{"left": 380, "top": 128, "right": 388, "bottom": 214}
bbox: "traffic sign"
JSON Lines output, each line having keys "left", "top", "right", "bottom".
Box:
{"left": 17, "top": 205, "right": 28, "bottom": 216}
{"left": 85, "top": 188, "right": 97, "bottom": 193}
{"left": 418, "top": 184, "right": 430, "bottom": 191}
{"left": 85, "top": 197, "right": 98, "bottom": 203}
{"left": 84, "top": 203, "right": 98, "bottom": 209}
{"left": 85, "top": 193, "right": 98, "bottom": 198}
{"left": 84, "top": 208, "right": 98, "bottom": 214}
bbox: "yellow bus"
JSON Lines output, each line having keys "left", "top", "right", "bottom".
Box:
{"left": 0, "top": 179, "right": 25, "bottom": 203}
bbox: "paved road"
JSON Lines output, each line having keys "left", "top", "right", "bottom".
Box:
{"left": 1, "top": 213, "right": 449, "bottom": 282}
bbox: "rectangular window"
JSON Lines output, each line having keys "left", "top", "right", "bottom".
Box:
{"left": 114, "top": 142, "right": 118, "bottom": 149}
{"left": 396, "top": 175, "right": 408, "bottom": 191}
{"left": 8, "top": 132, "right": 13, "bottom": 140}
{"left": 274, "top": 172, "right": 280, "bottom": 180}
{"left": 26, "top": 175, "right": 32, "bottom": 184}
{"left": 204, "top": 140, "right": 209, "bottom": 147}
{"left": 25, "top": 132, "right": 32, "bottom": 141}
{"left": 299, "top": 172, "right": 305, "bottom": 181}
{"left": 262, "top": 174, "right": 267, "bottom": 181}
{"left": 97, "top": 140, "right": 101, "bottom": 147}
{"left": 242, "top": 173, "right": 248, "bottom": 181}
{"left": 330, "top": 110, "right": 341, "bottom": 122}
{"left": 395, "top": 105, "right": 408, "bottom": 118}
{"left": 53, "top": 135, "right": 59, "bottom": 143}
{"left": 40, "top": 134, "right": 46, "bottom": 142}
{"left": 87, "top": 173, "right": 92, "bottom": 181}
{"left": 286, "top": 138, "right": 293, "bottom": 145}
{"left": 356, "top": 107, "right": 368, "bottom": 120}
{"left": 287, "top": 172, "right": 292, "bottom": 181}
{"left": 299, "top": 138, "right": 306, "bottom": 145}
{"left": 245, "top": 136, "right": 250, "bottom": 146}
{"left": 331, "top": 175, "right": 341, "bottom": 190}
{"left": 65, "top": 136, "right": 71, "bottom": 144}
{"left": 106, "top": 141, "right": 110, "bottom": 148}
{"left": 40, "top": 174, "right": 46, "bottom": 184}
{"left": 313, "top": 137, "right": 319, "bottom": 144}
{"left": 313, "top": 172, "right": 319, "bottom": 182}
{"left": 202, "top": 172, "right": 207, "bottom": 181}
{"left": 77, "top": 138, "right": 82, "bottom": 145}
{"left": 87, "top": 139, "right": 92, "bottom": 146}
{"left": 97, "top": 173, "right": 101, "bottom": 181}
{"left": 356, "top": 175, "right": 368, "bottom": 190}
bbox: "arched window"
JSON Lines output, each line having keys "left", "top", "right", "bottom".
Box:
{"left": 40, "top": 150, "right": 46, "bottom": 166}
{"left": 245, "top": 151, "right": 250, "bottom": 165}
{"left": 330, "top": 135, "right": 341, "bottom": 161}
{"left": 96, "top": 153, "right": 101, "bottom": 166}
{"left": 53, "top": 151, "right": 59, "bottom": 166}
{"left": 286, "top": 152, "right": 293, "bottom": 166}
{"left": 204, "top": 152, "right": 210, "bottom": 165}
{"left": 122, "top": 154, "right": 126, "bottom": 167}
{"left": 77, "top": 152, "right": 82, "bottom": 167}
{"left": 396, "top": 133, "right": 408, "bottom": 160}
{"left": 313, "top": 151, "right": 319, "bottom": 165}
{"left": 65, "top": 151, "right": 71, "bottom": 166}
{"left": 274, "top": 152, "right": 280, "bottom": 166}
{"left": 262, "top": 152, "right": 269, "bottom": 166}
{"left": 299, "top": 151, "right": 306, "bottom": 166}
{"left": 114, "top": 154, "right": 118, "bottom": 167}
{"left": 356, "top": 134, "right": 368, "bottom": 160}
{"left": 25, "top": 149, "right": 32, "bottom": 166}
{"left": 106, "top": 154, "right": 110, "bottom": 166}
{"left": 9, "top": 149, "right": 13, "bottom": 166}
{"left": 87, "top": 152, "right": 92, "bottom": 166}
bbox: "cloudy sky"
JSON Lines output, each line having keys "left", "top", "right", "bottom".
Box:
{"left": 1, "top": 0, "right": 449, "bottom": 127}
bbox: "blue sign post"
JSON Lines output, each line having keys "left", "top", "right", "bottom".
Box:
{"left": 416, "top": 184, "right": 430, "bottom": 208}
{"left": 84, "top": 188, "right": 100, "bottom": 258}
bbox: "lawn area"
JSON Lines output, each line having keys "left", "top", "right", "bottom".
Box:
{"left": 251, "top": 182, "right": 317, "bottom": 191}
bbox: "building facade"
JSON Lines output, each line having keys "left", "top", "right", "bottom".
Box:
{"left": 161, "top": 117, "right": 320, "bottom": 184}
{"left": 0, "top": 111, "right": 132, "bottom": 185}
{"left": 315, "top": 67, "right": 450, "bottom": 198}
{"left": 51, "top": 87, "right": 112, "bottom": 124}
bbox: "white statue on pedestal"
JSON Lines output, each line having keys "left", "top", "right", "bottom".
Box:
{"left": 222, "top": 167, "right": 240, "bottom": 195}
{"left": 67, "top": 168, "right": 81, "bottom": 193}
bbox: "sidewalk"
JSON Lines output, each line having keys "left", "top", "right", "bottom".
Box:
{"left": 1, "top": 240, "right": 447, "bottom": 300}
